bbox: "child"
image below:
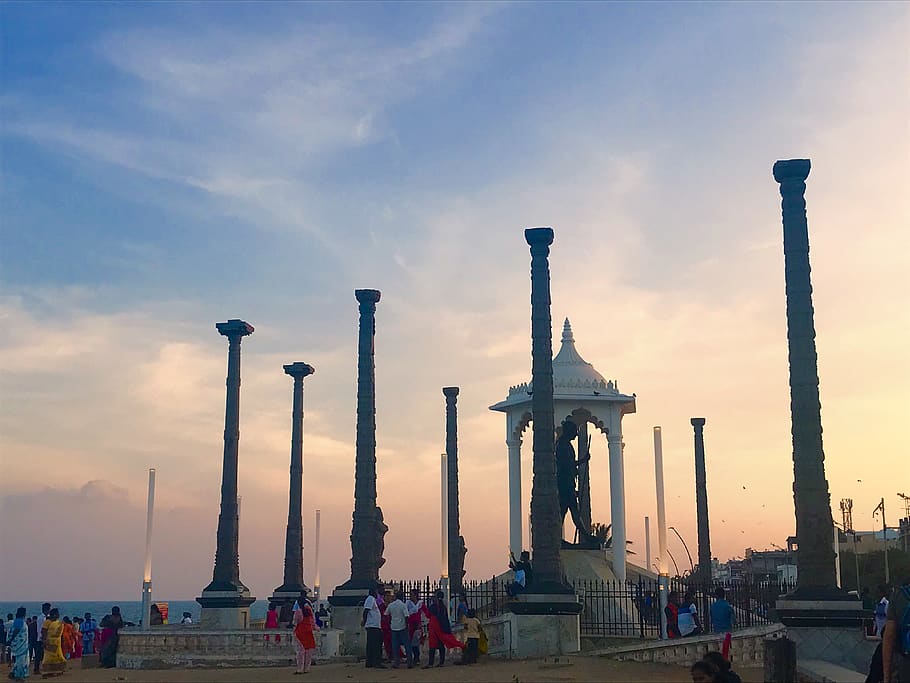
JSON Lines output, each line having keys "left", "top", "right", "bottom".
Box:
{"left": 459, "top": 609, "right": 481, "bottom": 665}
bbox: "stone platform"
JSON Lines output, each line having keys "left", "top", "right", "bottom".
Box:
{"left": 484, "top": 611, "right": 581, "bottom": 659}
{"left": 116, "top": 627, "right": 343, "bottom": 669}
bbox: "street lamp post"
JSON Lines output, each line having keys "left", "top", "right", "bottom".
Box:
{"left": 669, "top": 526, "right": 695, "bottom": 575}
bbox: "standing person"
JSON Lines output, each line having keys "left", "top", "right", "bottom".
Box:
{"left": 874, "top": 585, "right": 890, "bottom": 637}
{"left": 180, "top": 612, "right": 193, "bottom": 625}
{"left": 362, "top": 587, "right": 384, "bottom": 669}
{"left": 405, "top": 589, "right": 425, "bottom": 666}
{"left": 666, "top": 592, "right": 681, "bottom": 639}
{"left": 424, "top": 590, "right": 464, "bottom": 668}
{"left": 882, "top": 576, "right": 910, "bottom": 683}
{"left": 61, "top": 618, "right": 75, "bottom": 661}
{"left": 27, "top": 617, "right": 37, "bottom": 666}
{"left": 33, "top": 603, "right": 49, "bottom": 674}
{"left": 386, "top": 590, "right": 412, "bottom": 669}
{"left": 99, "top": 607, "right": 124, "bottom": 668}
{"left": 458, "top": 609, "right": 481, "bottom": 665}
{"left": 710, "top": 587, "right": 735, "bottom": 657}
{"left": 7, "top": 607, "right": 29, "bottom": 681}
{"left": 292, "top": 598, "right": 318, "bottom": 675}
{"left": 149, "top": 604, "right": 163, "bottom": 626}
{"left": 71, "top": 618, "right": 82, "bottom": 659}
{"left": 81, "top": 613, "right": 97, "bottom": 655}
{"left": 39, "top": 609, "right": 66, "bottom": 677}
{"left": 265, "top": 603, "right": 280, "bottom": 630}
{"left": 380, "top": 587, "right": 394, "bottom": 662}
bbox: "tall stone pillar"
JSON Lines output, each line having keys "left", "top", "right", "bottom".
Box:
{"left": 444, "top": 387, "right": 467, "bottom": 595}
{"left": 507, "top": 437, "right": 523, "bottom": 555}
{"left": 505, "top": 227, "right": 580, "bottom": 657}
{"left": 772, "top": 161, "right": 859, "bottom": 636}
{"left": 691, "top": 418, "right": 712, "bottom": 584}
{"left": 577, "top": 421, "right": 592, "bottom": 533}
{"left": 198, "top": 319, "right": 256, "bottom": 629}
{"left": 525, "top": 227, "right": 563, "bottom": 590}
{"left": 270, "top": 362, "right": 315, "bottom": 619}
{"left": 330, "top": 290, "right": 388, "bottom": 654}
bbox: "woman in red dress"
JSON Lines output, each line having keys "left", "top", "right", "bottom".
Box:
{"left": 421, "top": 591, "right": 464, "bottom": 668}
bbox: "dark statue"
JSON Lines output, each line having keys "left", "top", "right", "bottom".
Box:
{"left": 556, "top": 419, "right": 600, "bottom": 548}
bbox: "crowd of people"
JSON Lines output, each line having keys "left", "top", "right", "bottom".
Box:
{"left": 0, "top": 603, "right": 123, "bottom": 680}
{"left": 358, "top": 584, "right": 485, "bottom": 670}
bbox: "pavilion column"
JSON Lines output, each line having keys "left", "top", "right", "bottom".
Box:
{"left": 607, "top": 432, "right": 626, "bottom": 583}
{"left": 691, "top": 418, "right": 712, "bottom": 584}
{"left": 577, "top": 421, "right": 592, "bottom": 532}
{"left": 444, "top": 386, "right": 467, "bottom": 594}
{"left": 198, "top": 319, "right": 256, "bottom": 629}
{"left": 271, "top": 362, "right": 315, "bottom": 616}
{"left": 507, "top": 437, "right": 523, "bottom": 555}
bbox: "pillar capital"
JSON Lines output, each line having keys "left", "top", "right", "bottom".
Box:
{"left": 773, "top": 159, "right": 811, "bottom": 185}
{"left": 216, "top": 319, "right": 254, "bottom": 338}
{"left": 284, "top": 362, "right": 315, "bottom": 380}
{"left": 524, "top": 227, "right": 554, "bottom": 248}
{"left": 690, "top": 417, "right": 706, "bottom": 429}
{"left": 355, "top": 288, "right": 381, "bottom": 305}
{"left": 442, "top": 386, "right": 459, "bottom": 399}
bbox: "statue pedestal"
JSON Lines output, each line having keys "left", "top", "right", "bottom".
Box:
{"left": 328, "top": 584, "right": 371, "bottom": 657}
{"left": 496, "top": 591, "right": 582, "bottom": 658}
{"left": 196, "top": 589, "right": 255, "bottom": 630}
{"left": 773, "top": 598, "right": 872, "bottom": 672}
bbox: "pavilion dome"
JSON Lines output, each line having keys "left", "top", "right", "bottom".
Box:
{"left": 551, "top": 319, "right": 608, "bottom": 393}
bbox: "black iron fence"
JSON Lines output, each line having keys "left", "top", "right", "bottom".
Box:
{"left": 385, "top": 576, "right": 792, "bottom": 640}
{"left": 574, "top": 577, "right": 794, "bottom": 639}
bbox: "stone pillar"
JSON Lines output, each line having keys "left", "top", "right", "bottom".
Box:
{"left": 577, "top": 421, "right": 592, "bottom": 533}
{"left": 607, "top": 432, "right": 626, "bottom": 582}
{"left": 507, "top": 437, "right": 523, "bottom": 555}
{"left": 330, "top": 290, "right": 388, "bottom": 654}
{"left": 444, "top": 386, "right": 467, "bottom": 595}
{"left": 198, "top": 319, "right": 256, "bottom": 629}
{"left": 525, "top": 227, "right": 563, "bottom": 590}
{"left": 270, "top": 362, "right": 315, "bottom": 618}
{"left": 772, "top": 161, "right": 861, "bottom": 638}
{"left": 691, "top": 418, "right": 712, "bottom": 584}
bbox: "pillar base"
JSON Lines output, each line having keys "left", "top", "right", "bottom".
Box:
{"left": 773, "top": 597, "right": 866, "bottom": 628}
{"left": 484, "top": 611, "right": 580, "bottom": 657}
{"left": 196, "top": 589, "right": 255, "bottom": 629}
{"left": 268, "top": 586, "right": 309, "bottom": 625}
{"left": 327, "top": 584, "right": 372, "bottom": 657}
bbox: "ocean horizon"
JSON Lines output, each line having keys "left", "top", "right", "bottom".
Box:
{"left": 0, "top": 600, "right": 271, "bottom": 625}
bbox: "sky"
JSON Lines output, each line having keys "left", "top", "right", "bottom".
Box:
{"left": 1, "top": 1, "right": 908, "bottom": 601}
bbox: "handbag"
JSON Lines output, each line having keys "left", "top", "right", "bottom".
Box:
{"left": 478, "top": 626, "right": 488, "bottom": 655}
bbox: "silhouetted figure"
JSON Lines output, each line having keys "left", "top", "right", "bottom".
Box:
{"left": 556, "top": 420, "right": 598, "bottom": 545}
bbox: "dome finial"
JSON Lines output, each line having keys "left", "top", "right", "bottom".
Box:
{"left": 562, "top": 318, "right": 574, "bottom": 343}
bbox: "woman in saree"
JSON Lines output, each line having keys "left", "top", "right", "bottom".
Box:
{"left": 60, "top": 618, "right": 75, "bottom": 660}
{"left": 292, "top": 599, "right": 318, "bottom": 674}
{"left": 39, "top": 609, "right": 66, "bottom": 677}
{"left": 421, "top": 591, "right": 464, "bottom": 668}
{"left": 8, "top": 607, "right": 29, "bottom": 681}
{"left": 98, "top": 607, "right": 123, "bottom": 669}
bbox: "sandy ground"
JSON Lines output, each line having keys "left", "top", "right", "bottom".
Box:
{"left": 49, "top": 657, "right": 764, "bottom": 683}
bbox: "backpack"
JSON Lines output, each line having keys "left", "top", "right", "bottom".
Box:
{"left": 900, "top": 585, "right": 910, "bottom": 656}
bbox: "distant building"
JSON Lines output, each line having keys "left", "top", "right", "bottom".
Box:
{"left": 838, "top": 528, "right": 902, "bottom": 555}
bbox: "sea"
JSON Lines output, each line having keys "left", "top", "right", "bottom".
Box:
{"left": 0, "top": 601, "right": 271, "bottom": 625}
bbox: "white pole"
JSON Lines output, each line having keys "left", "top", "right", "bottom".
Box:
{"left": 654, "top": 427, "right": 669, "bottom": 640}
{"left": 645, "top": 516, "right": 651, "bottom": 576}
{"left": 141, "top": 468, "right": 156, "bottom": 630}
{"left": 833, "top": 523, "right": 841, "bottom": 588}
{"left": 314, "top": 509, "right": 321, "bottom": 600}
{"left": 441, "top": 453, "right": 449, "bottom": 608}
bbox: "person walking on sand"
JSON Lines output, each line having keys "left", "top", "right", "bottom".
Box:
{"left": 8, "top": 607, "right": 29, "bottom": 681}
{"left": 293, "top": 597, "right": 318, "bottom": 675}
{"left": 39, "top": 609, "right": 66, "bottom": 677}
{"left": 386, "top": 590, "right": 412, "bottom": 669}
{"left": 362, "top": 587, "right": 385, "bottom": 669}
{"left": 423, "top": 590, "right": 464, "bottom": 668}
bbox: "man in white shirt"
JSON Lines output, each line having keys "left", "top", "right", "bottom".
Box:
{"left": 386, "top": 590, "right": 412, "bottom": 669}
{"left": 361, "top": 587, "right": 385, "bottom": 668}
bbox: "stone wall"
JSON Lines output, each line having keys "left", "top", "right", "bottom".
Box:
{"left": 590, "top": 623, "right": 785, "bottom": 667}
{"left": 117, "top": 628, "right": 343, "bottom": 669}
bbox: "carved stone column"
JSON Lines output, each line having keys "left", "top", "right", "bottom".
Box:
{"left": 271, "top": 362, "right": 315, "bottom": 617}
{"left": 525, "top": 227, "right": 565, "bottom": 591}
{"left": 444, "top": 386, "right": 467, "bottom": 595}
{"left": 198, "top": 319, "right": 256, "bottom": 629}
{"left": 691, "top": 417, "right": 712, "bottom": 584}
